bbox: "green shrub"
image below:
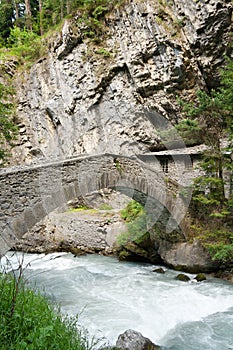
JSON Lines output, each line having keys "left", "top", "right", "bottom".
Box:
{"left": 6, "top": 26, "right": 44, "bottom": 61}
{"left": 76, "top": 0, "right": 125, "bottom": 40}
{"left": 117, "top": 201, "right": 148, "bottom": 246}
{"left": 120, "top": 200, "right": 144, "bottom": 222}
{"left": 0, "top": 272, "right": 98, "bottom": 350}
{"left": 196, "top": 229, "right": 233, "bottom": 265}
{"left": 206, "top": 243, "right": 233, "bottom": 265}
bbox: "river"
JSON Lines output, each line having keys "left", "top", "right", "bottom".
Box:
{"left": 1, "top": 251, "right": 233, "bottom": 349}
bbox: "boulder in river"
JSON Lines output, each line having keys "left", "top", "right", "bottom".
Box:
{"left": 194, "top": 273, "right": 207, "bottom": 282}
{"left": 158, "top": 239, "right": 219, "bottom": 273}
{"left": 175, "top": 273, "right": 191, "bottom": 282}
{"left": 152, "top": 268, "right": 165, "bottom": 274}
{"left": 116, "top": 329, "right": 161, "bottom": 350}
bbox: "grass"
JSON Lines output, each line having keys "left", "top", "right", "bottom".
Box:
{"left": 68, "top": 208, "right": 99, "bottom": 214}
{"left": 68, "top": 204, "right": 114, "bottom": 214}
{"left": 68, "top": 205, "right": 91, "bottom": 212}
{"left": 99, "top": 203, "right": 113, "bottom": 210}
{"left": 0, "top": 261, "right": 99, "bottom": 350}
{"left": 95, "top": 47, "right": 111, "bottom": 57}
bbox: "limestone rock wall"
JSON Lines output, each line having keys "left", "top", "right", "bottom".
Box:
{"left": 11, "top": 0, "right": 232, "bottom": 164}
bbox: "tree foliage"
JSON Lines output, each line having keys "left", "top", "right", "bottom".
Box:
{"left": 0, "top": 0, "right": 15, "bottom": 46}
{"left": 178, "top": 57, "right": 233, "bottom": 186}
{"left": 7, "top": 26, "right": 43, "bottom": 61}
{"left": 117, "top": 200, "right": 153, "bottom": 248}
{"left": 0, "top": 0, "right": 122, "bottom": 162}
{"left": 0, "top": 0, "right": 122, "bottom": 45}
{"left": 178, "top": 58, "right": 233, "bottom": 265}
{"left": 0, "top": 83, "right": 18, "bottom": 165}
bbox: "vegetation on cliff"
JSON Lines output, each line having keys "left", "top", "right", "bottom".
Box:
{"left": 0, "top": 0, "right": 232, "bottom": 266}
{"left": 0, "top": 83, "right": 18, "bottom": 165}
{"left": 177, "top": 58, "right": 233, "bottom": 266}
{"left": 116, "top": 57, "right": 233, "bottom": 267}
{"left": 0, "top": 0, "right": 124, "bottom": 164}
{"left": 116, "top": 200, "right": 156, "bottom": 262}
{"left": 0, "top": 0, "right": 124, "bottom": 47}
{"left": 118, "top": 200, "right": 147, "bottom": 245}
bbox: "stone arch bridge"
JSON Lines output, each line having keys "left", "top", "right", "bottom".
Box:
{"left": 0, "top": 154, "right": 191, "bottom": 256}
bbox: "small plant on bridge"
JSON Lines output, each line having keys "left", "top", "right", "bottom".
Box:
{"left": 113, "top": 158, "right": 123, "bottom": 174}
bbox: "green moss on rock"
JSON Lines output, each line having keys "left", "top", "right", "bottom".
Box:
{"left": 175, "top": 273, "right": 191, "bottom": 282}
{"left": 194, "top": 273, "right": 207, "bottom": 282}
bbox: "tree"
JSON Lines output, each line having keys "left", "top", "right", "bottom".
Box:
{"left": 218, "top": 57, "right": 233, "bottom": 141}
{"left": 177, "top": 58, "right": 233, "bottom": 223}
{"left": 177, "top": 58, "right": 233, "bottom": 265}
{"left": 14, "top": 0, "right": 19, "bottom": 21}
{"left": 66, "top": 0, "right": 70, "bottom": 14}
{"left": 178, "top": 58, "right": 232, "bottom": 187}
{"left": 0, "top": 0, "right": 15, "bottom": 46}
{"left": 23, "top": 0, "right": 32, "bottom": 30}
{"left": 38, "top": 0, "right": 44, "bottom": 35}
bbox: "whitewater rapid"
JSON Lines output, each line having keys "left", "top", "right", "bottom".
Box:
{"left": 1, "top": 252, "right": 233, "bottom": 349}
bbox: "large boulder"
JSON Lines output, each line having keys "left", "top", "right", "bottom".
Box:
{"left": 158, "top": 239, "right": 219, "bottom": 273}
{"left": 12, "top": 209, "right": 126, "bottom": 255}
{"left": 116, "top": 329, "right": 161, "bottom": 350}
{"left": 116, "top": 233, "right": 162, "bottom": 264}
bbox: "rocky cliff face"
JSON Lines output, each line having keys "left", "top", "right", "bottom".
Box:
{"left": 11, "top": 0, "right": 232, "bottom": 164}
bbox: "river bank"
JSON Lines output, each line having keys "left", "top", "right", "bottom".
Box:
{"left": 12, "top": 206, "right": 233, "bottom": 283}
{"left": 3, "top": 252, "right": 233, "bottom": 350}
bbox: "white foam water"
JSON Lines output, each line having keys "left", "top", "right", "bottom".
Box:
{"left": 1, "top": 252, "right": 233, "bottom": 349}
